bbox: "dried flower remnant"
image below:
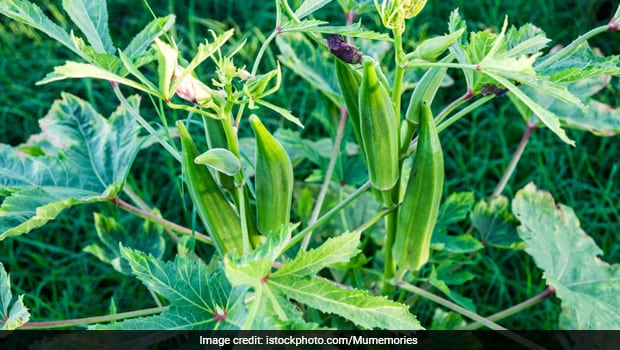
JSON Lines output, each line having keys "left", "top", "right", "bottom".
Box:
{"left": 327, "top": 34, "right": 362, "bottom": 64}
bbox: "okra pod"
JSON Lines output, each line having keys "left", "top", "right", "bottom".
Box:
{"left": 335, "top": 59, "right": 364, "bottom": 155}
{"left": 414, "top": 29, "right": 464, "bottom": 61}
{"left": 177, "top": 121, "right": 245, "bottom": 257}
{"left": 358, "top": 56, "right": 399, "bottom": 192}
{"left": 250, "top": 115, "right": 294, "bottom": 235}
{"left": 404, "top": 54, "right": 452, "bottom": 126}
{"left": 394, "top": 102, "right": 444, "bottom": 272}
{"left": 203, "top": 116, "right": 236, "bottom": 191}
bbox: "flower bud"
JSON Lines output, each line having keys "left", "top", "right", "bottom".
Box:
{"left": 173, "top": 66, "right": 213, "bottom": 105}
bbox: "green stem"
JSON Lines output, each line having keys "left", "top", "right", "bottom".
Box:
{"left": 396, "top": 280, "right": 504, "bottom": 329}
{"left": 461, "top": 286, "right": 556, "bottom": 330}
{"left": 112, "top": 85, "right": 181, "bottom": 162}
{"left": 391, "top": 31, "right": 405, "bottom": 120}
{"left": 20, "top": 306, "right": 168, "bottom": 329}
{"left": 436, "top": 95, "right": 494, "bottom": 134}
{"left": 491, "top": 119, "right": 537, "bottom": 198}
{"left": 285, "top": 181, "right": 372, "bottom": 252}
{"left": 382, "top": 210, "right": 398, "bottom": 294}
{"left": 535, "top": 24, "right": 610, "bottom": 71}
{"left": 381, "top": 28, "right": 408, "bottom": 295}
{"left": 111, "top": 197, "right": 213, "bottom": 245}
{"left": 434, "top": 90, "right": 473, "bottom": 124}
{"left": 404, "top": 61, "right": 477, "bottom": 71}
{"left": 301, "top": 106, "right": 348, "bottom": 251}
{"left": 395, "top": 281, "right": 547, "bottom": 350}
{"left": 123, "top": 186, "right": 180, "bottom": 243}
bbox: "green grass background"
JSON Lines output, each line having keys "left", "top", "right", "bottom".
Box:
{"left": 0, "top": 0, "right": 618, "bottom": 329}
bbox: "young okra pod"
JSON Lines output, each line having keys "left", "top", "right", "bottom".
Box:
{"left": 358, "top": 56, "right": 399, "bottom": 192}
{"left": 394, "top": 102, "right": 444, "bottom": 272}
{"left": 249, "top": 115, "right": 294, "bottom": 235}
{"left": 177, "top": 121, "right": 245, "bottom": 257}
{"left": 404, "top": 55, "right": 451, "bottom": 127}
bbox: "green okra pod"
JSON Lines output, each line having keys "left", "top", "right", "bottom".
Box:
{"left": 413, "top": 28, "right": 464, "bottom": 61}
{"left": 405, "top": 54, "right": 452, "bottom": 126}
{"left": 394, "top": 102, "right": 444, "bottom": 272}
{"left": 203, "top": 116, "right": 236, "bottom": 191}
{"left": 250, "top": 115, "right": 294, "bottom": 235}
{"left": 335, "top": 58, "right": 363, "bottom": 150}
{"left": 177, "top": 121, "right": 245, "bottom": 257}
{"left": 358, "top": 56, "right": 399, "bottom": 192}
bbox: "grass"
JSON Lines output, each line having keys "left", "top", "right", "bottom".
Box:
{"left": 0, "top": 0, "right": 618, "bottom": 330}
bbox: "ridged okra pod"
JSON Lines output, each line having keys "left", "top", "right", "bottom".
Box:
{"left": 358, "top": 56, "right": 399, "bottom": 192}
{"left": 249, "top": 115, "right": 294, "bottom": 235}
{"left": 203, "top": 116, "right": 258, "bottom": 242}
{"left": 394, "top": 102, "right": 444, "bottom": 272}
{"left": 335, "top": 59, "right": 363, "bottom": 151}
{"left": 177, "top": 121, "right": 245, "bottom": 257}
{"left": 203, "top": 116, "right": 236, "bottom": 191}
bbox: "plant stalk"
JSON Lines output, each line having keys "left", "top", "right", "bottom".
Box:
{"left": 286, "top": 181, "right": 372, "bottom": 251}
{"left": 111, "top": 197, "right": 213, "bottom": 245}
{"left": 112, "top": 85, "right": 181, "bottom": 162}
{"left": 395, "top": 281, "right": 547, "bottom": 350}
{"left": 491, "top": 119, "right": 537, "bottom": 198}
{"left": 461, "top": 286, "right": 556, "bottom": 330}
{"left": 20, "top": 306, "right": 168, "bottom": 329}
{"left": 301, "top": 106, "right": 348, "bottom": 251}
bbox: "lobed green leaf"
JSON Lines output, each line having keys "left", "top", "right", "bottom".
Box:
{"left": 95, "top": 248, "right": 249, "bottom": 330}
{"left": 513, "top": 183, "right": 620, "bottom": 329}
{"left": 0, "top": 93, "right": 142, "bottom": 240}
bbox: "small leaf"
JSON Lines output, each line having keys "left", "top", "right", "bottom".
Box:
{"left": 434, "top": 192, "right": 475, "bottom": 233}
{"left": 470, "top": 196, "right": 523, "bottom": 249}
{"left": 269, "top": 276, "right": 423, "bottom": 330}
{"left": 1, "top": 93, "right": 142, "bottom": 240}
{"left": 273, "top": 231, "right": 361, "bottom": 278}
{"left": 512, "top": 183, "right": 620, "bottom": 329}
{"left": 95, "top": 248, "right": 249, "bottom": 330}
{"left": 431, "top": 233, "right": 484, "bottom": 254}
{"left": 195, "top": 148, "right": 241, "bottom": 176}
{"left": 435, "top": 260, "right": 476, "bottom": 286}
{"left": 62, "top": 0, "right": 115, "bottom": 54}
{"left": 0, "top": 263, "right": 30, "bottom": 330}
{"left": 431, "top": 309, "right": 467, "bottom": 330}
{"left": 504, "top": 23, "right": 550, "bottom": 57}
{"left": 124, "top": 15, "right": 175, "bottom": 59}
{"left": 428, "top": 267, "right": 476, "bottom": 311}
{"left": 294, "top": 0, "right": 332, "bottom": 19}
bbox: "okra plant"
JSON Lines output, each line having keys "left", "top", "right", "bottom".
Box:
{"left": 1, "top": 0, "right": 619, "bottom": 332}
